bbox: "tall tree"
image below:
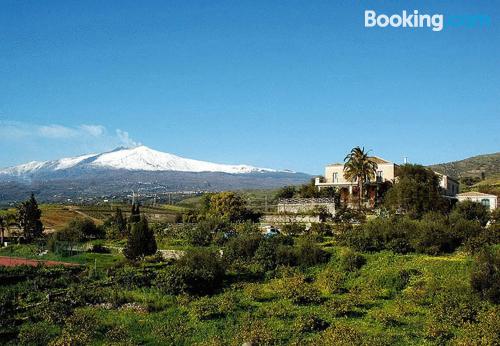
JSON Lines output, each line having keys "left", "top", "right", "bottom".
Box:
{"left": 17, "top": 194, "right": 44, "bottom": 242}
{"left": 384, "top": 164, "right": 446, "bottom": 218}
{"left": 114, "top": 208, "right": 127, "bottom": 236}
{"left": 129, "top": 203, "right": 141, "bottom": 224}
{"left": 124, "top": 215, "right": 157, "bottom": 260}
{"left": 343, "top": 147, "right": 378, "bottom": 210}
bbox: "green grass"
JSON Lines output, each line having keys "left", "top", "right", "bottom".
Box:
{"left": 0, "top": 243, "right": 123, "bottom": 270}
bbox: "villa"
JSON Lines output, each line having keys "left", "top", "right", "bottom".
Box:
{"left": 456, "top": 192, "right": 498, "bottom": 211}
{"left": 314, "top": 157, "right": 459, "bottom": 208}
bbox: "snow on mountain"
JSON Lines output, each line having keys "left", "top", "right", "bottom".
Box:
{"left": 0, "top": 146, "right": 280, "bottom": 176}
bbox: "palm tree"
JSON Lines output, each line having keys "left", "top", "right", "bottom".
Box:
{"left": 343, "top": 146, "right": 378, "bottom": 209}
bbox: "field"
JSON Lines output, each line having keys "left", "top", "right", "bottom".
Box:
{"left": 2, "top": 242, "right": 495, "bottom": 345}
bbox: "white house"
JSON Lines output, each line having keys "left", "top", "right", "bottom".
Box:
{"left": 456, "top": 192, "right": 498, "bottom": 211}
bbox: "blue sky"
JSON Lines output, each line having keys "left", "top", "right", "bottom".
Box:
{"left": 1, "top": 0, "right": 498, "bottom": 174}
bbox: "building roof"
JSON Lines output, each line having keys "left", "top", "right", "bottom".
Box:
{"left": 457, "top": 191, "right": 497, "bottom": 198}
{"left": 326, "top": 156, "right": 393, "bottom": 167}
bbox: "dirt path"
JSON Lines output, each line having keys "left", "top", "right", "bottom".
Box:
{"left": 67, "top": 206, "right": 103, "bottom": 224}
{"left": 0, "top": 256, "right": 79, "bottom": 267}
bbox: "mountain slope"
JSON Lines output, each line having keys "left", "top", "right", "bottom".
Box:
{"left": 429, "top": 152, "right": 500, "bottom": 179}
{"left": 0, "top": 146, "right": 309, "bottom": 202}
{"left": 0, "top": 146, "right": 279, "bottom": 178}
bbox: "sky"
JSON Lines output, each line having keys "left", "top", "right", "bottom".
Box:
{"left": 0, "top": 0, "right": 499, "bottom": 174}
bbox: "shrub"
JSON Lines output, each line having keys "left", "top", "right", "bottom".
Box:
{"left": 470, "top": 247, "right": 500, "bottom": 304}
{"left": 18, "top": 321, "right": 60, "bottom": 346}
{"left": 340, "top": 249, "right": 366, "bottom": 272}
{"left": 293, "top": 313, "right": 329, "bottom": 333}
{"left": 275, "top": 275, "right": 323, "bottom": 305}
{"left": 296, "top": 236, "right": 330, "bottom": 267}
{"left": 224, "top": 232, "right": 262, "bottom": 262}
{"left": 324, "top": 298, "right": 357, "bottom": 317}
{"left": 412, "top": 219, "right": 457, "bottom": 255}
{"left": 321, "top": 324, "right": 365, "bottom": 346}
{"left": 450, "top": 200, "right": 490, "bottom": 226}
{"left": 112, "top": 266, "right": 154, "bottom": 289}
{"left": 66, "top": 218, "right": 103, "bottom": 240}
{"left": 281, "top": 223, "right": 306, "bottom": 236}
{"left": 450, "top": 307, "right": 500, "bottom": 345}
{"left": 185, "top": 217, "right": 230, "bottom": 246}
{"left": 189, "top": 296, "right": 220, "bottom": 320}
{"left": 154, "top": 248, "right": 225, "bottom": 295}
{"left": 465, "top": 224, "right": 500, "bottom": 254}
{"left": 431, "top": 286, "right": 484, "bottom": 328}
{"left": 309, "top": 222, "right": 333, "bottom": 236}
{"left": 317, "top": 267, "right": 346, "bottom": 294}
{"left": 87, "top": 243, "right": 110, "bottom": 254}
{"left": 235, "top": 319, "right": 278, "bottom": 346}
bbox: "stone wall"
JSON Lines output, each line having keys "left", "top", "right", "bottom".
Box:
{"left": 276, "top": 198, "right": 336, "bottom": 215}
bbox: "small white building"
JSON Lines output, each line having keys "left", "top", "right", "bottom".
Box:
{"left": 456, "top": 192, "right": 498, "bottom": 211}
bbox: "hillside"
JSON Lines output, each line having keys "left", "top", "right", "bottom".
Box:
{"left": 429, "top": 152, "right": 500, "bottom": 179}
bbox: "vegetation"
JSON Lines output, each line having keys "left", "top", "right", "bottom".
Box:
{"left": 0, "top": 181, "right": 499, "bottom": 345}
{"left": 384, "top": 164, "right": 448, "bottom": 217}
{"left": 343, "top": 146, "right": 378, "bottom": 210}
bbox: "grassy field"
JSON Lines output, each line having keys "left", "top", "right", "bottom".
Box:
{"left": 2, "top": 240, "right": 495, "bottom": 345}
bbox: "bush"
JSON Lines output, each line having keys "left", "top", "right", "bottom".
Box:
{"left": 411, "top": 219, "right": 458, "bottom": 255}
{"left": 309, "top": 222, "right": 333, "bottom": 236}
{"left": 470, "top": 247, "right": 500, "bottom": 304}
{"left": 465, "top": 224, "right": 500, "bottom": 254}
{"left": 87, "top": 243, "right": 110, "bottom": 254}
{"left": 66, "top": 218, "right": 103, "bottom": 240}
{"left": 450, "top": 200, "right": 490, "bottom": 226}
{"left": 321, "top": 323, "right": 365, "bottom": 346}
{"left": 188, "top": 296, "right": 220, "bottom": 320}
{"left": 340, "top": 249, "right": 366, "bottom": 272}
{"left": 450, "top": 307, "right": 500, "bottom": 345}
{"left": 112, "top": 266, "right": 154, "bottom": 289}
{"left": 224, "top": 232, "right": 262, "bottom": 262}
{"left": 317, "top": 267, "right": 346, "bottom": 294}
{"left": 185, "top": 217, "right": 230, "bottom": 246}
{"left": 281, "top": 223, "right": 306, "bottom": 236}
{"left": 294, "top": 313, "right": 330, "bottom": 333}
{"left": 275, "top": 275, "right": 323, "bottom": 305}
{"left": 18, "top": 321, "right": 60, "bottom": 346}
{"left": 154, "top": 248, "right": 225, "bottom": 295}
{"left": 296, "top": 236, "right": 330, "bottom": 267}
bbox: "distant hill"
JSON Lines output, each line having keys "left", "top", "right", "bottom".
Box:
{"left": 0, "top": 146, "right": 310, "bottom": 203}
{"left": 429, "top": 152, "right": 500, "bottom": 179}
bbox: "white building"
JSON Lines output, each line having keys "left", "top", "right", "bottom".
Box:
{"left": 456, "top": 192, "right": 498, "bottom": 211}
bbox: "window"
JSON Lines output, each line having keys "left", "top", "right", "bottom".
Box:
{"left": 332, "top": 172, "right": 338, "bottom": 182}
{"left": 376, "top": 170, "right": 383, "bottom": 182}
{"left": 481, "top": 199, "right": 490, "bottom": 208}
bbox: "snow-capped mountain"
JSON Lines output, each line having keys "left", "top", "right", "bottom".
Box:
{"left": 0, "top": 146, "right": 281, "bottom": 177}
{"left": 0, "top": 146, "right": 309, "bottom": 202}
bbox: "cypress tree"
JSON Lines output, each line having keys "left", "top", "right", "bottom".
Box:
{"left": 17, "top": 193, "right": 44, "bottom": 242}
{"left": 114, "top": 208, "right": 127, "bottom": 235}
{"left": 124, "top": 215, "right": 157, "bottom": 260}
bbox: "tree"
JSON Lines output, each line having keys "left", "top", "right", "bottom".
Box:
{"left": 114, "top": 208, "right": 127, "bottom": 236}
{"left": 129, "top": 203, "right": 141, "bottom": 224}
{"left": 470, "top": 247, "right": 500, "bottom": 304}
{"left": 124, "top": 215, "right": 157, "bottom": 260}
{"left": 450, "top": 200, "right": 490, "bottom": 227}
{"left": 17, "top": 194, "right": 44, "bottom": 242}
{"left": 276, "top": 186, "right": 296, "bottom": 199}
{"left": 343, "top": 147, "right": 378, "bottom": 210}
{"left": 384, "top": 164, "right": 446, "bottom": 218}
{"left": 206, "top": 192, "right": 258, "bottom": 222}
